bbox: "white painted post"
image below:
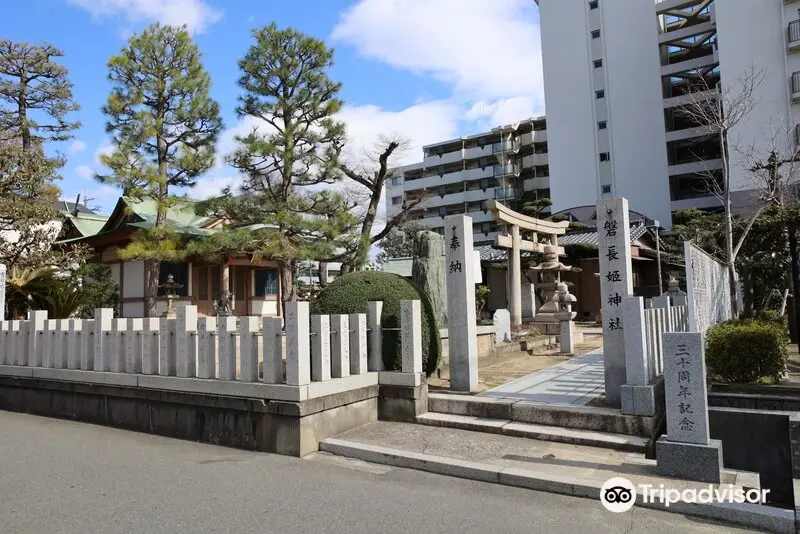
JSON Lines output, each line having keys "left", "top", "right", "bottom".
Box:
{"left": 10, "top": 321, "right": 23, "bottom": 366}
{"left": 330, "top": 314, "right": 350, "bottom": 379}
{"left": 444, "top": 215, "right": 478, "bottom": 391}
{"left": 285, "top": 302, "right": 310, "bottom": 386}
{"left": 367, "top": 301, "right": 384, "bottom": 372}
{"left": 597, "top": 197, "right": 634, "bottom": 408}
{"left": 652, "top": 295, "right": 673, "bottom": 332}
{"left": 622, "top": 297, "right": 648, "bottom": 386}
{"left": 54, "top": 319, "right": 70, "bottom": 369}
{"left": 111, "top": 319, "right": 128, "bottom": 373}
{"left": 262, "top": 317, "right": 283, "bottom": 384}
{"left": 311, "top": 315, "right": 331, "bottom": 382}
{"left": 645, "top": 310, "right": 656, "bottom": 382}
{"left": 43, "top": 319, "right": 56, "bottom": 368}
{"left": 197, "top": 317, "right": 218, "bottom": 379}
{"left": 176, "top": 306, "right": 198, "bottom": 378}
{"left": 67, "top": 319, "right": 81, "bottom": 370}
{"left": 349, "top": 313, "right": 367, "bottom": 375}
{"left": 218, "top": 316, "right": 238, "bottom": 380}
{"left": 401, "top": 300, "right": 423, "bottom": 374}
{"left": 93, "top": 309, "right": 113, "bottom": 371}
{"left": 27, "top": 310, "right": 47, "bottom": 367}
{"left": 0, "top": 321, "right": 8, "bottom": 365}
{"left": 80, "top": 319, "right": 94, "bottom": 370}
{"left": 128, "top": 318, "right": 143, "bottom": 374}
{"left": 142, "top": 318, "right": 160, "bottom": 375}
{"left": 0, "top": 264, "right": 5, "bottom": 321}
{"left": 159, "top": 318, "right": 176, "bottom": 376}
{"left": 239, "top": 316, "right": 260, "bottom": 382}
{"left": 654, "top": 308, "right": 665, "bottom": 376}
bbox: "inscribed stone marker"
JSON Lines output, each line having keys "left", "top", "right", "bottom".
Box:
{"left": 663, "top": 332, "right": 709, "bottom": 445}
{"left": 444, "top": 215, "right": 478, "bottom": 391}
{"left": 596, "top": 197, "right": 633, "bottom": 407}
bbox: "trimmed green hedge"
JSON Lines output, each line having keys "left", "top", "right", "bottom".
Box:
{"left": 311, "top": 271, "right": 441, "bottom": 376}
{"left": 706, "top": 318, "right": 788, "bottom": 384}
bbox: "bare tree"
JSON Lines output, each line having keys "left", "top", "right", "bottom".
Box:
{"left": 337, "top": 134, "right": 424, "bottom": 272}
{"left": 675, "top": 65, "right": 766, "bottom": 315}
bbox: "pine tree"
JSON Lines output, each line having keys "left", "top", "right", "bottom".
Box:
{"left": 0, "top": 138, "right": 80, "bottom": 269}
{"left": 0, "top": 40, "right": 80, "bottom": 152}
{"left": 196, "top": 24, "right": 356, "bottom": 310}
{"left": 99, "top": 23, "right": 222, "bottom": 316}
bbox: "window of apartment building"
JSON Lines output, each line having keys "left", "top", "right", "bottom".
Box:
{"left": 593, "top": 59, "right": 603, "bottom": 68}
{"left": 601, "top": 185, "right": 612, "bottom": 195}
{"left": 598, "top": 121, "right": 607, "bottom": 130}
{"left": 437, "top": 165, "right": 445, "bottom": 175}
{"left": 591, "top": 29, "right": 600, "bottom": 39}
{"left": 391, "top": 176, "right": 402, "bottom": 186}
{"left": 391, "top": 196, "right": 402, "bottom": 205}
{"left": 589, "top": 0, "right": 599, "bottom": 9}
{"left": 438, "top": 185, "right": 446, "bottom": 197}
{"left": 595, "top": 90, "right": 605, "bottom": 99}
{"left": 599, "top": 152, "right": 611, "bottom": 162}
{"left": 478, "top": 136, "right": 486, "bottom": 147}
{"left": 479, "top": 156, "right": 488, "bottom": 168}
{"left": 439, "top": 207, "right": 447, "bottom": 218}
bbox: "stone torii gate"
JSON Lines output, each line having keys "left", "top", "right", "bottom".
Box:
{"left": 486, "top": 200, "right": 570, "bottom": 325}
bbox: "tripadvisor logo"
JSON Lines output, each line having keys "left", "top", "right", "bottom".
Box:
{"left": 600, "top": 477, "right": 770, "bottom": 512}
{"left": 601, "top": 477, "right": 636, "bottom": 513}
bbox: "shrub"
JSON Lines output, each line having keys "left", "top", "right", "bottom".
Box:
{"left": 706, "top": 318, "right": 788, "bottom": 384}
{"left": 311, "top": 271, "right": 441, "bottom": 376}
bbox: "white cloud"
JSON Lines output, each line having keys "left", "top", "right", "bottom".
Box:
{"left": 338, "top": 100, "right": 463, "bottom": 167}
{"left": 188, "top": 175, "right": 243, "bottom": 200}
{"left": 75, "top": 165, "right": 95, "bottom": 180}
{"left": 332, "top": 0, "right": 543, "bottom": 102}
{"left": 68, "top": 140, "right": 87, "bottom": 154}
{"left": 94, "top": 141, "right": 114, "bottom": 167}
{"left": 65, "top": 0, "right": 223, "bottom": 34}
{"left": 466, "top": 96, "right": 542, "bottom": 130}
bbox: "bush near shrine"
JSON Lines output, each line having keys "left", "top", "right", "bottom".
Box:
{"left": 705, "top": 317, "right": 788, "bottom": 384}
{"left": 311, "top": 271, "right": 441, "bottom": 376}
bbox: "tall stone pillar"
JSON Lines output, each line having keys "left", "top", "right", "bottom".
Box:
{"left": 0, "top": 264, "right": 5, "bottom": 321}
{"left": 445, "top": 215, "right": 478, "bottom": 391}
{"left": 510, "top": 224, "right": 522, "bottom": 326}
{"left": 597, "top": 197, "right": 633, "bottom": 408}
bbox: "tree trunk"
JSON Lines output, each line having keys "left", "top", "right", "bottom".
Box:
{"left": 19, "top": 80, "right": 30, "bottom": 152}
{"left": 147, "top": 133, "right": 169, "bottom": 317}
{"left": 280, "top": 259, "right": 296, "bottom": 317}
{"left": 789, "top": 225, "right": 800, "bottom": 343}
{"left": 317, "top": 261, "right": 329, "bottom": 287}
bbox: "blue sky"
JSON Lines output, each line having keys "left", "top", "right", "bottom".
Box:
{"left": 2, "top": 0, "right": 544, "bottom": 216}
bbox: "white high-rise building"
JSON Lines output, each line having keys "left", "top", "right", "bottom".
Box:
{"left": 536, "top": 0, "right": 800, "bottom": 228}
{"left": 386, "top": 118, "right": 551, "bottom": 246}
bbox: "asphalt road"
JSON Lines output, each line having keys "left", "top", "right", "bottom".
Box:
{"left": 0, "top": 411, "right": 755, "bottom": 534}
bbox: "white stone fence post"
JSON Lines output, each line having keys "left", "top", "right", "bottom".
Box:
{"left": 621, "top": 295, "right": 689, "bottom": 417}
{"left": 0, "top": 304, "right": 426, "bottom": 397}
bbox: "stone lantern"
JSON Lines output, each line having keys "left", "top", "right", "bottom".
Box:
{"left": 551, "top": 282, "right": 578, "bottom": 353}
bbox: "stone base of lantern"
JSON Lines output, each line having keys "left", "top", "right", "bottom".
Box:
{"left": 656, "top": 436, "right": 723, "bottom": 484}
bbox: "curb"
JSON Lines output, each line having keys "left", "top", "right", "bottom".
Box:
{"left": 319, "top": 438, "right": 795, "bottom": 534}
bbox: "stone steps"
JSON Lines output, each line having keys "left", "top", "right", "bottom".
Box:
{"left": 416, "top": 412, "right": 650, "bottom": 453}
{"left": 428, "top": 393, "right": 661, "bottom": 438}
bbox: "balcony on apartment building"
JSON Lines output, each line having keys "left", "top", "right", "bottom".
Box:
{"left": 404, "top": 164, "right": 495, "bottom": 191}
{"left": 790, "top": 20, "right": 800, "bottom": 52}
{"left": 793, "top": 72, "right": 800, "bottom": 102}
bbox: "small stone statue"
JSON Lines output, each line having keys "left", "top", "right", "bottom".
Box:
{"left": 664, "top": 276, "right": 686, "bottom": 297}
{"left": 552, "top": 282, "right": 578, "bottom": 353}
{"left": 214, "top": 290, "right": 234, "bottom": 317}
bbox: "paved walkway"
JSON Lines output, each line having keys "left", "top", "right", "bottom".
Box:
{"left": 478, "top": 348, "right": 605, "bottom": 405}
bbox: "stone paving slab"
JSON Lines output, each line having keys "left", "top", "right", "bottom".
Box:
{"left": 478, "top": 349, "right": 606, "bottom": 405}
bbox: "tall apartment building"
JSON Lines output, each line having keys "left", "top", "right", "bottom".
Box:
{"left": 386, "top": 118, "right": 550, "bottom": 246}
{"left": 537, "top": 0, "right": 800, "bottom": 228}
